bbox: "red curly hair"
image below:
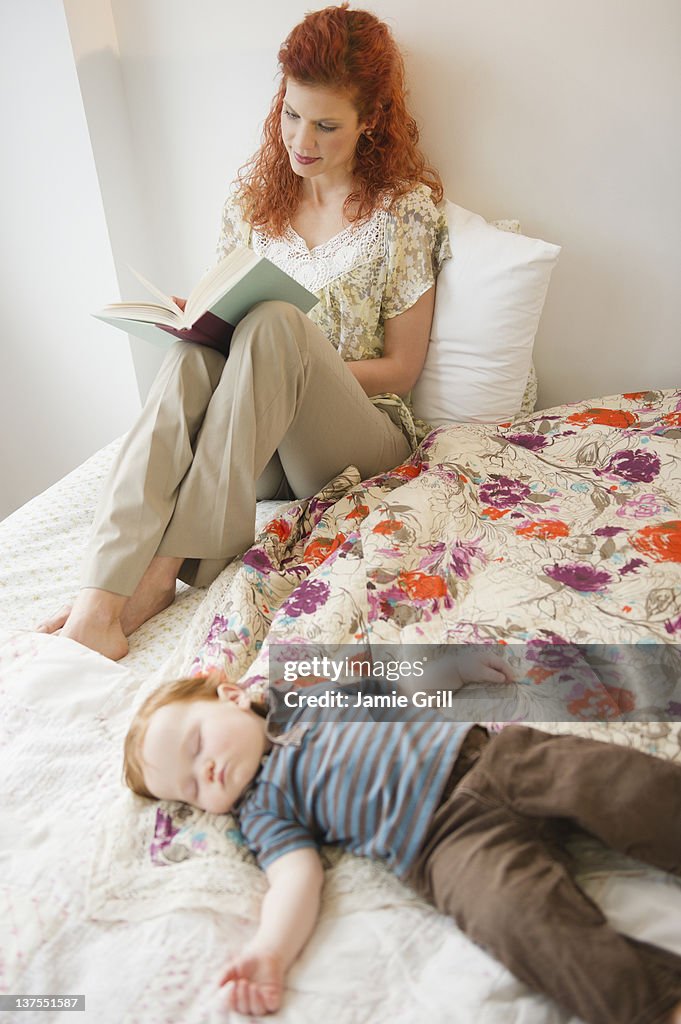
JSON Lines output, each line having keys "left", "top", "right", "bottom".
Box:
{"left": 236, "top": 3, "right": 443, "bottom": 236}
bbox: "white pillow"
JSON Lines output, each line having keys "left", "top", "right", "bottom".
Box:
{"left": 411, "top": 201, "right": 561, "bottom": 425}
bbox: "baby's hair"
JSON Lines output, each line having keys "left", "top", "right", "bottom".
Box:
{"left": 123, "top": 674, "right": 223, "bottom": 799}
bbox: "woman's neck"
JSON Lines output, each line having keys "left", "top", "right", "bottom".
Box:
{"left": 299, "top": 170, "right": 357, "bottom": 209}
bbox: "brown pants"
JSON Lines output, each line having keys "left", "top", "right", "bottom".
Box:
{"left": 407, "top": 725, "right": 681, "bottom": 1024}
{"left": 82, "top": 301, "right": 410, "bottom": 594}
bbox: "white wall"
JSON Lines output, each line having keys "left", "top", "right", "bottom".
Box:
{"left": 0, "top": 0, "right": 140, "bottom": 520}
{"left": 94, "top": 0, "right": 679, "bottom": 409}
{"left": 63, "top": 0, "right": 163, "bottom": 398}
{"left": 4, "top": 0, "right": 679, "bottom": 518}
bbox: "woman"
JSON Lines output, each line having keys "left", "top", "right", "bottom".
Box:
{"left": 39, "top": 3, "right": 450, "bottom": 659}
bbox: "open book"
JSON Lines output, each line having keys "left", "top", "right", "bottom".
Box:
{"left": 93, "top": 247, "right": 318, "bottom": 353}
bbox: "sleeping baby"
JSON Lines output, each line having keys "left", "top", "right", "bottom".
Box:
{"left": 123, "top": 667, "right": 681, "bottom": 1023}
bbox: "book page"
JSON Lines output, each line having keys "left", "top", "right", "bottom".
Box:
{"left": 97, "top": 303, "right": 184, "bottom": 327}
{"left": 128, "top": 266, "right": 185, "bottom": 317}
{"left": 184, "top": 248, "right": 258, "bottom": 324}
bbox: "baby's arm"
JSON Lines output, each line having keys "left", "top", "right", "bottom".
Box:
{"left": 219, "top": 847, "right": 324, "bottom": 1016}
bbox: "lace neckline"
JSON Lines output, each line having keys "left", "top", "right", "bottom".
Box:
{"left": 251, "top": 206, "right": 389, "bottom": 293}
{"left": 286, "top": 219, "right": 366, "bottom": 256}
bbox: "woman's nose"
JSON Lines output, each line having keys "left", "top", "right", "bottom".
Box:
{"left": 294, "top": 123, "right": 317, "bottom": 153}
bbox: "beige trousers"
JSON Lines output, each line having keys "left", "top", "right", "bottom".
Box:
{"left": 82, "top": 301, "right": 411, "bottom": 594}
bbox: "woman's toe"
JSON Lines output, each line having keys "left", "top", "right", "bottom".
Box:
{"left": 36, "top": 606, "right": 72, "bottom": 633}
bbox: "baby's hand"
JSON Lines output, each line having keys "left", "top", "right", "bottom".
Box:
{"left": 218, "top": 944, "right": 285, "bottom": 1016}
{"left": 450, "top": 650, "right": 515, "bottom": 689}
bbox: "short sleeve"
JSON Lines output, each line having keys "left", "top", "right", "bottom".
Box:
{"left": 381, "top": 185, "right": 451, "bottom": 320}
{"left": 215, "top": 194, "right": 251, "bottom": 262}
{"left": 238, "top": 791, "right": 318, "bottom": 870}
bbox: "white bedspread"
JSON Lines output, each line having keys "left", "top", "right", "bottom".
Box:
{"left": 2, "top": 440, "right": 680, "bottom": 1024}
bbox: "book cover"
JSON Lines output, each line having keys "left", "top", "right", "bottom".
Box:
{"left": 94, "top": 249, "right": 318, "bottom": 355}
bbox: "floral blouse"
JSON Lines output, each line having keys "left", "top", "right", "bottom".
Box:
{"left": 215, "top": 183, "right": 452, "bottom": 450}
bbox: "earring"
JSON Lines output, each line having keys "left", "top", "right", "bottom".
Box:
{"left": 359, "top": 129, "right": 376, "bottom": 155}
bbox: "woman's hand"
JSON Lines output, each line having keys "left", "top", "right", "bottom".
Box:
{"left": 218, "top": 945, "right": 285, "bottom": 1016}
{"left": 171, "top": 295, "right": 187, "bottom": 311}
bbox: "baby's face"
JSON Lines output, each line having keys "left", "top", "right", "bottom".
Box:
{"left": 141, "top": 696, "right": 268, "bottom": 814}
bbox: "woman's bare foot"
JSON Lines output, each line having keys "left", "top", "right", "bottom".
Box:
{"left": 119, "top": 556, "right": 183, "bottom": 635}
{"left": 36, "top": 605, "right": 72, "bottom": 635}
{"left": 59, "top": 588, "right": 129, "bottom": 661}
{"left": 35, "top": 557, "right": 183, "bottom": 660}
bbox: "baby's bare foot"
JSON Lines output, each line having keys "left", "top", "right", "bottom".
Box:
{"left": 668, "top": 1000, "right": 681, "bottom": 1024}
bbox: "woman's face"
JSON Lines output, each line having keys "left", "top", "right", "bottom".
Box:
{"left": 281, "top": 79, "right": 370, "bottom": 186}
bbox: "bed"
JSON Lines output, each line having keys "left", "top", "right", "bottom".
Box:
{"left": 2, "top": 384, "right": 681, "bottom": 1024}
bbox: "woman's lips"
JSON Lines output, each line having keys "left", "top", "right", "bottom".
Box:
{"left": 294, "top": 152, "right": 320, "bottom": 165}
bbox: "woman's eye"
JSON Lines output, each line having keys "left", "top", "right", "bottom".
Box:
{"left": 284, "top": 109, "right": 298, "bottom": 120}
{"left": 319, "top": 124, "right": 336, "bottom": 133}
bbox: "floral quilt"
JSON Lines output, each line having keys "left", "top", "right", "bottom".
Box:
{"left": 190, "top": 388, "right": 681, "bottom": 720}
{"left": 83, "top": 389, "right": 681, "bottom": 1024}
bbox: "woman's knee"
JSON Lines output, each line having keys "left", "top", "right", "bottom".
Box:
{"left": 232, "top": 301, "right": 310, "bottom": 357}
{"left": 151, "top": 342, "right": 226, "bottom": 403}
{"left": 165, "top": 340, "right": 226, "bottom": 376}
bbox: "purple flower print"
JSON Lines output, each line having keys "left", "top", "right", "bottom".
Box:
{"left": 600, "top": 450, "right": 661, "bottom": 483}
{"left": 150, "top": 809, "right": 180, "bottom": 865}
{"left": 204, "top": 613, "right": 230, "bottom": 644}
{"left": 504, "top": 433, "right": 549, "bottom": 452}
{"left": 479, "top": 476, "right": 532, "bottom": 509}
{"left": 593, "top": 526, "right": 625, "bottom": 537}
{"left": 616, "top": 493, "right": 664, "bottom": 520}
{"left": 619, "top": 558, "right": 646, "bottom": 576}
{"left": 243, "top": 547, "right": 275, "bottom": 574}
{"left": 283, "top": 579, "right": 330, "bottom": 617}
{"left": 420, "top": 427, "right": 445, "bottom": 454}
{"left": 526, "top": 638, "right": 582, "bottom": 668}
{"left": 449, "top": 538, "right": 486, "bottom": 579}
{"left": 544, "top": 562, "right": 613, "bottom": 592}
{"left": 665, "top": 614, "right": 681, "bottom": 636}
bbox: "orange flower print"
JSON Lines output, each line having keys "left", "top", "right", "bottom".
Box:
{"left": 567, "top": 408, "right": 639, "bottom": 429}
{"left": 397, "top": 571, "right": 448, "bottom": 600}
{"left": 264, "top": 518, "right": 291, "bottom": 542}
{"left": 661, "top": 412, "right": 681, "bottom": 427}
{"left": 623, "top": 392, "right": 648, "bottom": 400}
{"left": 344, "top": 504, "right": 370, "bottom": 521}
{"left": 567, "top": 687, "right": 636, "bottom": 719}
{"left": 481, "top": 507, "right": 510, "bottom": 520}
{"left": 373, "top": 519, "right": 405, "bottom": 535}
{"left": 516, "top": 519, "right": 570, "bottom": 540}
{"left": 630, "top": 521, "right": 681, "bottom": 563}
{"left": 303, "top": 532, "right": 347, "bottom": 568}
{"left": 392, "top": 464, "right": 422, "bottom": 480}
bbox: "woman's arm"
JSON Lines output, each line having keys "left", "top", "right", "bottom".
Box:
{"left": 218, "top": 846, "right": 324, "bottom": 1016}
{"left": 345, "top": 285, "right": 435, "bottom": 397}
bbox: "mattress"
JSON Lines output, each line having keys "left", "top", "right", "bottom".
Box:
{"left": 2, "top": 416, "right": 681, "bottom": 1024}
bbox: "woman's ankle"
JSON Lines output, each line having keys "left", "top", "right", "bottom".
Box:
{"left": 71, "top": 587, "right": 128, "bottom": 624}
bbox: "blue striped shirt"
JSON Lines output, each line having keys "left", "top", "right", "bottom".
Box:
{"left": 237, "top": 698, "right": 471, "bottom": 877}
